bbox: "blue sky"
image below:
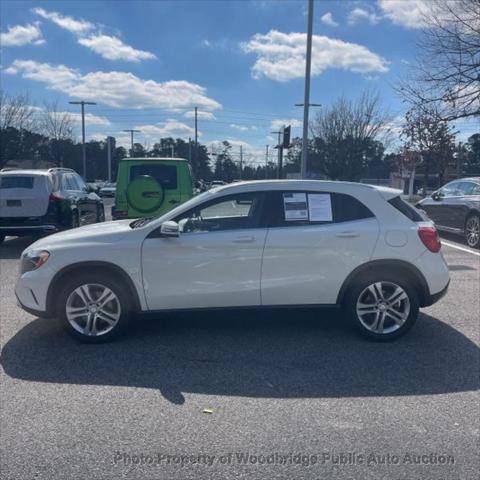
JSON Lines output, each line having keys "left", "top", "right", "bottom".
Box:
{"left": 1, "top": 0, "right": 478, "bottom": 164}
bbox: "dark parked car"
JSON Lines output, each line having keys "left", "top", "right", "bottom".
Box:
{"left": 0, "top": 168, "right": 105, "bottom": 243}
{"left": 417, "top": 177, "right": 480, "bottom": 248}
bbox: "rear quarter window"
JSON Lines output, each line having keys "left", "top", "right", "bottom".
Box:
{"left": 0, "top": 176, "right": 34, "bottom": 189}
{"left": 389, "top": 196, "right": 424, "bottom": 222}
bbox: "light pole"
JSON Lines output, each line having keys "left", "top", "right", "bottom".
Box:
{"left": 123, "top": 129, "right": 140, "bottom": 157}
{"left": 300, "top": 0, "right": 314, "bottom": 179}
{"left": 69, "top": 100, "right": 96, "bottom": 179}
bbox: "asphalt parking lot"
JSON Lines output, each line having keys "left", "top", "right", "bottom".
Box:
{"left": 0, "top": 211, "right": 478, "bottom": 480}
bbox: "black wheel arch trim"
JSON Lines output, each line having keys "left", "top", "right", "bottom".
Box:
{"left": 336, "top": 259, "right": 430, "bottom": 307}
{"left": 46, "top": 261, "right": 142, "bottom": 316}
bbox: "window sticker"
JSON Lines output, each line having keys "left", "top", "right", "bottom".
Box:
{"left": 308, "top": 193, "right": 333, "bottom": 222}
{"left": 283, "top": 193, "right": 308, "bottom": 221}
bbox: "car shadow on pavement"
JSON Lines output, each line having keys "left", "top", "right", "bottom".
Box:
{"left": 1, "top": 310, "right": 478, "bottom": 404}
{"left": 0, "top": 236, "right": 39, "bottom": 259}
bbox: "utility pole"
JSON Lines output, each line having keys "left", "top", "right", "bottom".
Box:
{"left": 300, "top": 0, "right": 314, "bottom": 179}
{"left": 194, "top": 107, "right": 198, "bottom": 164}
{"left": 69, "top": 100, "right": 96, "bottom": 179}
{"left": 106, "top": 136, "right": 115, "bottom": 183}
{"left": 271, "top": 129, "right": 283, "bottom": 179}
{"left": 123, "top": 129, "right": 140, "bottom": 157}
{"left": 170, "top": 145, "right": 174, "bottom": 158}
{"left": 265, "top": 145, "right": 269, "bottom": 179}
{"left": 188, "top": 137, "right": 192, "bottom": 162}
{"left": 239, "top": 145, "right": 243, "bottom": 179}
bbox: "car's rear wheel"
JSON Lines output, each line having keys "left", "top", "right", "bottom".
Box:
{"left": 56, "top": 273, "right": 132, "bottom": 343}
{"left": 465, "top": 214, "right": 480, "bottom": 249}
{"left": 344, "top": 274, "right": 419, "bottom": 341}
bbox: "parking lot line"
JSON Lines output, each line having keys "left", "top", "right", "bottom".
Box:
{"left": 442, "top": 240, "right": 480, "bottom": 257}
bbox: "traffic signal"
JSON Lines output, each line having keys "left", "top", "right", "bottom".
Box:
{"left": 283, "top": 125, "right": 291, "bottom": 149}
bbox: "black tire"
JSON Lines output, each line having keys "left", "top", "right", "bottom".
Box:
{"left": 71, "top": 210, "right": 80, "bottom": 229}
{"left": 55, "top": 271, "right": 132, "bottom": 343}
{"left": 97, "top": 204, "right": 105, "bottom": 223}
{"left": 343, "top": 271, "right": 419, "bottom": 341}
{"left": 465, "top": 214, "right": 480, "bottom": 249}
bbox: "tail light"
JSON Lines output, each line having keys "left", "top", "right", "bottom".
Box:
{"left": 418, "top": 226, "right": 441, "bottom": 253}
{"left": 49, "top": 193, "right": 62, "bottom": 202}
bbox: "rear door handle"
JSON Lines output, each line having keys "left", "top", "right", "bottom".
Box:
{"left": 232, "top": 236, "right": 255, "bottom": 243}
{"left": 335, "top": 231, "right": 359, "bottom": 238}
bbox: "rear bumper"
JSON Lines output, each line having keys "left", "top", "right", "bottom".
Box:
{"left": 423, "top": 279, "right": 450, "bottom": 307}
{"left": 0, "top": 225, "right": 59, "bottom": 237}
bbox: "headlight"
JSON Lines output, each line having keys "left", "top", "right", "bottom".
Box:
{"left": 20, "top": 250, "right": 50, "bottom": 274}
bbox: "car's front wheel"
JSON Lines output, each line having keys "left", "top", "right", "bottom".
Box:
{"left": 56, "top": 273, "right": 132, "bottom": 343}
{"left": 465, "top": 214, "right": 480, "bottom": 249}
{"left": 344, "top": 274, "right": 419, "bottom": 341}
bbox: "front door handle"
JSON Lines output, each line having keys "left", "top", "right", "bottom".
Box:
{"left": 335, "top": 231, "right": 359, "bottom": 238}
{"left": 232, "top": 236, "right": 255, "bottom": 243}
{"left": 169, "top": 199, "right": 180, "bottom": 205}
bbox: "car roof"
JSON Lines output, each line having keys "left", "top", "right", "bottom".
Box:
{"left": 0, "top": 168, "right": 74, "bottom": 176}
{"left": 211, "top": 179, "right": 401, "bottom": 200}
{"left": 121, "top": 157, "right": 189, "bottom": 162}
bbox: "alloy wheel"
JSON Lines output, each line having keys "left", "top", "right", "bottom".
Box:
{"left": 356, "top": 281, "right": 410, "bottom": 334}
{"left": 65, "top": 283, "right": 121, "bottom": 337}
{"left": 465, "top": 216, "right": 479, "bottom": 248}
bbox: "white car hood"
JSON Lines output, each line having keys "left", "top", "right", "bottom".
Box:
{"left": 28, "top": 220, "right": 133, "bottom": 250}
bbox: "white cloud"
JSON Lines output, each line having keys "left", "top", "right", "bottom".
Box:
{"left": 70, "top": 112, "right": 111, "bottom": 127}
{"left": 0, "top": 23, "right": 44, "bottom": 47}
{"left": 32, "top": 7, "right": 94, "bottom": 34}
{"left": 6, "top": 60, "right": 221, "bottom": 111}
{"left": 348, "top": 7, "right": 381, "bottom": 25}
{"left": 111, "top": 120, "right": 197, "bottom": 148}
{"left": 184, "top": 110, "right": 216, "bottom": 120}
{"left": 320, "top": 12, "right": 339, "bottom": 27}
{"left": 32, "top": 7, "right": 155, "bottom": 62}
{"left": 229, "top": 124, "right": 258, "bottom": 131}
{"left": 377, "top": 0, "right": 430, "bottom": 29}
{"left": 241, "top": 30, "right": 389, "bottom": 81}
{"left": 271, "top": 118, "right": 303, "bottom": 130}
{"left": 78, "top": 34, "right": 156, "bottom": 62}
{"left": 133, "top": 119, "right": 196, "bottom": 138}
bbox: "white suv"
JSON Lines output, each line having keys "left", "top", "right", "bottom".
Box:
{"left": 15, "top": 180, "right": 450, "bottom": 343}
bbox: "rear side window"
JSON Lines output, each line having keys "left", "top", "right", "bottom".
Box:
{"left": 389, "top": 196, "right": 423, "bottom": 222}
{"left": 265, "top": 191, "right": 374, "bottom": 227}
{"left": 0, "top": 176, "right": 34, "bottom": 189}
{"left": 130, "top": 164, "right": 178, "bottom": 190}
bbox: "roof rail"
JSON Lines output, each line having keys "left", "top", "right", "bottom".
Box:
{"left": 47, "top": 167, "right": 75, "bottom": 173}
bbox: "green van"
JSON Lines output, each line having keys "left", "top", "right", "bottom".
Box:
{"left": 112, "top": 157, "right": 193, "bottom": 219}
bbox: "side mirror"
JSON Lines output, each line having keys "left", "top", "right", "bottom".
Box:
{"left": 160, "top": 220, "right": 180, "bottom": 237}
{"left": 431, "top": 191, "right": 442, "bottom": 201}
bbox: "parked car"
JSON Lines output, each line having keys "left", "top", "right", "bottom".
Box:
{"left": 99, "top": 182, "right": 116, "bottom": 197}
{"left": 16, "top": 180, "right": 449, "bottom": 343}
{"left": 417, "top": 177, "right": 480, "bottom": 248}
{"left": 112, "top": 157, "right": 193, "bottom": 219}
{"left": 0, "top": 168, "right": 105, "bottom": 243}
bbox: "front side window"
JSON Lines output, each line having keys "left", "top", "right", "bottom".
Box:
{"left": 130, "top": 164, "right": 178, "bottom": 190}
{"left": 174, "top": 192, "right": 264, "bottom": 233}
{"left": 439, "top": 182, "right": 461, "bottom": 197}
{"left": 265, "top": 191, "right": 374, "bottom": 227}
{"left": 472, "top": 183, "right": 480, "bottom": 195}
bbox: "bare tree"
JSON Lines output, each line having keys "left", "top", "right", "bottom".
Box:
{"left": 39, "top": 100, "right": 75, "bottom": 141}
{"left": 398, "top": 0, "right": 480, "bottom": 121}
{"left": 401, "top": 104, "right": 457, "bottom": 193}
{"left": 311, "top": 92, "right": 392, "bottom": 180}
{"left": 0, "top": 91, "right": 38, "bottom": 131}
